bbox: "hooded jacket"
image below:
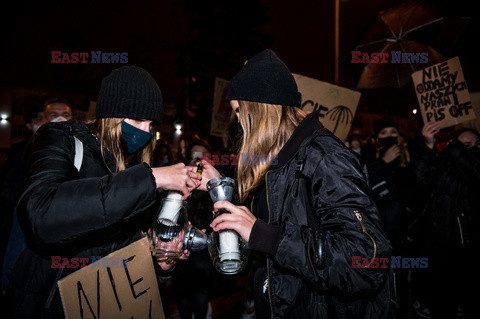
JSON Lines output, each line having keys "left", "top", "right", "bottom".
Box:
{"left": 248, "top": 111, "right": 393, "bottom": 318}
{"left": 7, "top": 120, "right": 163, "bottom": 318}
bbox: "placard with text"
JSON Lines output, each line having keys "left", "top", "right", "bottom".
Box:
{"left": 411, "top": 56, "right": 475, "bottom": 129}
{"left": 58, "top": 236, "right": 164, "bottom": 319}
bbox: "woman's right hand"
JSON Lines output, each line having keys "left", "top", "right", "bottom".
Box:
{"left": 210, "top": 201, "right": 257, "bottom": 242}
{"left": 422, "top": 122, "right": 440, "bottom": 149}
{"left": 196, "top": 159, "right": 222, "bottom": 191}
{"left": 151, "top": 163, "right": 201, "bottom": 199}
{"left": 381, "top": 145, "right": 400, "bottom": 164}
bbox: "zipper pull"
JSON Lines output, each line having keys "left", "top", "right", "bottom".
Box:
{"left": 353, "top": 209, "right": 377, "bottom": 268}
{"left": 354, "top": 210, "right": 367, "bottom": 232}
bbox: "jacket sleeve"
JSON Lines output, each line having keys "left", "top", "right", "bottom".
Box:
{"left": 17, "top": 126, "right": 157, "bottom": 247}
{"left": 274, "top": 147, "right": 391, "bottom": 295}
{"left": 411, "top": 142, "right": 438, "bottom": 188}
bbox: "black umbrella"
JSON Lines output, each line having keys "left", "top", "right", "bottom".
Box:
{"left": 355, "top": 0, "right": 470, "bottom": 89}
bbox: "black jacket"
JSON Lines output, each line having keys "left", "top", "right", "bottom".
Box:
{"left": 248, "top": 112, "right": 393, "bottom": 318}
{"left": 7, "top": 120, "right": 162, "bottom": 318}
{"left": 412, "top": 140, "right": 480, "bottom": 249}
{"left": 364, "top": 153, "right": 418, "bottom": 251}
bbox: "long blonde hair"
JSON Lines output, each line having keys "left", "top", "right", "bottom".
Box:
{"left": 237, "top": 101, "right": 306, "bottom": 202}
{"left": 90, "top": 118, "right": 155, "bottom": 171}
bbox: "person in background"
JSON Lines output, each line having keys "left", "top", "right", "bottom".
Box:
{"left": 43, "top": 97, "right": 73, "bottom": 122}
{"left": 362, "top": 117, "right": 418, "bottom": 251}
{"left": 174, "top": 133, "right": 194, "bottom": 164}
{"left": 153, "top": 138, "right": 173, "bottom": 167}
{"left": 169, "top": 136, "right": 218, "bottom": 319}
{"left": 1, "top": 104, "right": 47, "bottom": 292}
{"left": 5, "top": 66, "right": 201, "bottom": 318}
{"left": 362, "top": 117, "right": 420, "bottom": 317}
{"left": 346, "top": 134, "right": 365, "bottom": 161}
{"left": 200, "top": 49, "right": 393, "bottom": 318}
{"left": 411, "top": 123, "right": 480, "bottom": 319}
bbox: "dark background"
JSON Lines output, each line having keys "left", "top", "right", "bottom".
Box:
{"left": 0, "top": 0, "right": 478, "bottom": 141}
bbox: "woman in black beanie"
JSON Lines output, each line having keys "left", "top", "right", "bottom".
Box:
{"left": 201, "top": 49, "right": 394, "bottom": 318}
{"left": 6, "top": 66, "right": 202, "bottom": 318}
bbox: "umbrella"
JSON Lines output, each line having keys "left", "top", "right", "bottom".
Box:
{"left": 355, "top": 0, "right": 470, "bottom": 89}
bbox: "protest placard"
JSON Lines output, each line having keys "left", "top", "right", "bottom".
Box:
{"left": 293, "top": 74, "right": 361, "bottom": 142}
{"left": 57, "top": 236, "right": 164, "bottom": 319}
{"left": 210, "top": 77, "right": 231, "bottom": 137}
{"left": 411, "top": 56, "right": 476, "bottom": 129}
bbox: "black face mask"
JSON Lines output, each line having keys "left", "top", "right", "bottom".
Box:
{"left": 378, "top": 136, "right": 398, "bottom": 149}
{"left": 236, "top": 121, "right": 244, "bottom": 136}
{"left": 467, "top": 146, "right": 480, "bottom": 160}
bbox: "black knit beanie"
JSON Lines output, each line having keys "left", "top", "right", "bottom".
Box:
{"left": 373, "top": 117, "right": 398, "bottom": 137}
{"left": 226, "top": 49, "right": 302, "bottom": 107}
{"left": 96, "top": 66, "right": 163, "bottom": 122}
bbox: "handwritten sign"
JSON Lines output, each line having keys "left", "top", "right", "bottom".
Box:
{"left": 412, "top": 56, "right": 475, "bottom": 129}
{"left": 293, "top": 74, "right": 361, "bottom": 142}
{"left": 58, "top": 236, "right": 164, "bottom": 319}
{"left": 210, "top": 77, "right": 232, "bottom": 137}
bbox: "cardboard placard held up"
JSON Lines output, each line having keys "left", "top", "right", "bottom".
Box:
{"left": 58, "top": 236, "right": 164, "bottom": 319}
{"left": 293, "top": 74, "right": 361, "bottom": 142}
{"left": 411, "top": 56, "right": 476, "bottom": 129}
{"left": 210, "top": 77, "right": 232, "bottom": 137}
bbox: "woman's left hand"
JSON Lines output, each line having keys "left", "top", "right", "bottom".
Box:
{"left": 155, "top": 249, "right": 190, "bottom": 271}
{"left": 149, "top": 228, "right": 191, "bottom": 271}
{"left": 210, "top": 201, "right": 256, "bottom": 242}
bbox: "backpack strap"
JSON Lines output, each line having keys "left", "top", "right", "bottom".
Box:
{"left": 73, "top": 136, "right": 83, "bottom": 172}
{"left": 45, "top": 136, "right": 83, "bottom": 309}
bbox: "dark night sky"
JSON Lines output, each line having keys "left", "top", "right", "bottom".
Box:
{"left": 0, "top": 0, "right": 478, "bottom": 120}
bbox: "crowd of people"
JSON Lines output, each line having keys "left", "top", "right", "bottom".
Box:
{"left": 0, "top": 50, "right": 478, "bottom": 319}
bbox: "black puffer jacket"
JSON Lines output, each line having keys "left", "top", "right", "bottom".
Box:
{"left": 249, "top": 112, "right": 393, "bottom": 318}
{"left": 7, "top": 120, "right": 163, "bottom": 318}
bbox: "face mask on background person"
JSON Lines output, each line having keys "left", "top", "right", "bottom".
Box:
{"left": 378, "top": 136, "right": 398, "bottom": 149}
{"left": 50, "top": 116, "right": 69, "bottom": 123}
{"left": 121, "top": 121, "right": 152, "bottom": 154}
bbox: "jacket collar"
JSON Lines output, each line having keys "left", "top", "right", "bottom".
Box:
{"left": 273, "top": 110, "right": 323, "bottom": 168}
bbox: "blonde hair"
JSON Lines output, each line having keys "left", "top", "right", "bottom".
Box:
{"left": 90, "top": 118, "right": 155, "bottom": 171}
{"left": 237, "top": 101, "right": 306, "bottom": 202}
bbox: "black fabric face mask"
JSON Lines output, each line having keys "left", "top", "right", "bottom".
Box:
{"left": 236, "top": 121, "right": 244, "bottom": 136}
{"left": 378, "top": 136, "right": 398, "bottom": 149}
{"left": 467, "top": 146, "right": 480, "bottom": 160}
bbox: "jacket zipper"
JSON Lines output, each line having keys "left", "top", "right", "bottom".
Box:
{"left": 265, "top": 171, "right": 274, "bottom": 318}
{"left": 353, "top": 210, "right": 377, "bottom": 268}
{"left": 456, "top": 214, "right": 465, "bottom": 247}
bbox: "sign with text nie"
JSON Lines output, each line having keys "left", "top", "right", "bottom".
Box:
{"left": 412, "top": 56, "right": 475, "bottom": 129}
{"left": 58, "top": 236, "right": 164, "bottom": 319}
